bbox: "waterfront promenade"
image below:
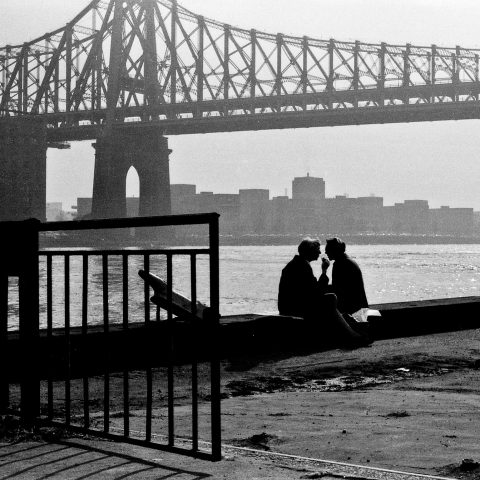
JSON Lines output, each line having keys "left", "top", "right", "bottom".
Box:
{"left": 2, "top": 326, "right": 479, "bottom": 479}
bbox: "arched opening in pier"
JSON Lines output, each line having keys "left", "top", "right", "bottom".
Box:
{"left": 126, "top": 165, "right": 140, "bottom": 217}
{"left": 46, "top": 141, "right": 95, "bottom": 221}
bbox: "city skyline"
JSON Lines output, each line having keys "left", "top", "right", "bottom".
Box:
{"left": 67, "top": 171, "right": 477, "bottom": 214}
{"left": 2, "top": 1, "right": 480, "bottom": 209}
{"left": 169, "top": 172, "right": 475, "bottom": 210}
{"left": 70, "top": 172, "right": 478, "bottom": 217}
{"left": 71, "top": 174, "right": 477, "bottom": 237}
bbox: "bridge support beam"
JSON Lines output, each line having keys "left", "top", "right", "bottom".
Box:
{"left": 91, "top": 127, "right": 172, "bottom": 219}
{"left": 0, "top": 118, "right": 47, "bottom": 222}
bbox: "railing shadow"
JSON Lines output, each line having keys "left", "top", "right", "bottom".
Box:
{"left": 0, "top": 440, "right": 211, "bottom": 479}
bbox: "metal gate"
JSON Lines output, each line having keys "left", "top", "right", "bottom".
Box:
{"left": 0, "top": 213, "right": 221, "bottom": 461}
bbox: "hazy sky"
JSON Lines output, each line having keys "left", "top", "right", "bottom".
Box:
{"left": 1, "top": 1, "right": 480, "bottom": 210}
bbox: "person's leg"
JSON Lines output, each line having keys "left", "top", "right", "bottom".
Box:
{"left": 321, "top": 293, "right": 370, "bottom": 347}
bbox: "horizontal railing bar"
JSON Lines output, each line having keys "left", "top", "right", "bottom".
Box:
{"left": 39, "top": 248, "right": 211, "bottom": 256}
{"left": 37, "top": 213, "right": 219, "bottom": 232}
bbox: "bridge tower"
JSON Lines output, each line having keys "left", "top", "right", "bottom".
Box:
{"left": 0, "top": 117, "right": 46, "bottom": 222}
{"left": 91, "top": 127, "right": 171, "bottom": 219}
{"left": 91, "top": 0, "right": 171, "bottom": 219}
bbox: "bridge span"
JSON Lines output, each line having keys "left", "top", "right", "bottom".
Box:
{"left": 1, "top": 0, "right": 479, "bottom": 219}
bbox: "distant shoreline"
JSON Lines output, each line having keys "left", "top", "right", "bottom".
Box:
{"left": 40, "top": 231, "right": 480, "bottom": 248}
{"left": 215, "top": 234, "right": 480, "bottom": 246}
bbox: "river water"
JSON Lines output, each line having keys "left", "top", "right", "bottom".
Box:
{"left": 219, "top": 244, "right": 480, "bottom": 314}
{"left": 6, "top": 244, "right": 480, "bottom": 330}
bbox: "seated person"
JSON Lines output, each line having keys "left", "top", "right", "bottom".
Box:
{"left": 325, "top": 237, "right": 369, "bottom": 316}
{"left": 278, "top": 237, "right": 328, "bottom": 319}
{"left": 278, "top": 238, "right": 369, "bottom": 347}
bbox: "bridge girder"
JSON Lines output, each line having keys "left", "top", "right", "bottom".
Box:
{"left": 1, "top": 0, "right": 480, "bottom": 136}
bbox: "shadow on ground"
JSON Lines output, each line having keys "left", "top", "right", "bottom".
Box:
{"left": 0, "top": 440, "right": 210, "bottom": 479}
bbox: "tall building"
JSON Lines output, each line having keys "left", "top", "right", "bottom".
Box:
{"left": 292, "top": 173, "right": 325, "bottom": 201}
{"left": 430, "top": 206, "right": 474, "bottom": 235}
{"left": 353, "top": 196, "right": 384, "bottom": 232}
{"left": 324, "top": 195, "right": 356, "bottom": 233}
{"left": 474, "top": 212, "right": 480, "bottom": 235}
{"left": 239, "top": 189, "right": 270, "bottom": 233}
{"left": 75, "top": 198, "right": 93, "bottom": 219}
{"left": 291, "top": 174, "right": 326, "bottom": 232}
{"left": 171, "top": 184, "right": 197, "bottom": 214}
{"left": 394, "top": 200, "right": 429, "bottom": 234}
{"left": 126, "top": 197, "right": 139, "bottom": 217}
{"left": 270, "top": 196, "right": 291, "bottom": 233}
{"left": 46, "top": 202, "right": 63, "bottom": 222}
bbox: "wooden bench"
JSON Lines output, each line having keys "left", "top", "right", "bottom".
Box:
{"left": 138, "top": 269, "right": 210, "bottom": 321}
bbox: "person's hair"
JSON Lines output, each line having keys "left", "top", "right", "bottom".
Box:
{"left": 326, "top": 237, "right": 346, "bottom": 255}
{"left": 298, "top": 237, "right": 320, "bottom": 257}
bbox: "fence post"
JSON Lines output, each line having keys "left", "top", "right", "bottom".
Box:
{"left": 0, "top": 219, "right": 40, "bottom": 424}
{"left": 2, "top": 219, "right": 41, "bottom": 425}
{"left": 209, "top": 214, "right": 221, "bottom": 460}
{"left": 17, "top": 220, "right": 40, "bottom": 425}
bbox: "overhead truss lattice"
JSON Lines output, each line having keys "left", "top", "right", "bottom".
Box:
{"left": 1, "top": 0, "right": 480, "bottom": 139}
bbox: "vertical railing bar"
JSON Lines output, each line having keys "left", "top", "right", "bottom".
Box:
{"left": 46, "top": 254, "right": 53, "bottom": 420}
{"left": 82, "top": 254, "right": 89, "bottom": 429}
{"left": 144, "top": 254, "right": 152, "bottom": 441}
{"left": 0, "top": 273, "right": 8, "bottom": 413}
{"left": 64, "top": 254, "right": 71, "bottom": 427}
{"left": 122, "top": 253, "right": 129, "bottom": 437}
{"left": 190, "top": 254, "right": 198, "bottom": 452}
{"left": 167, "top": 253, "right": 174, "bottom": 447}
{"left": 102, "top": 253, "right": 110, "bottom": 434}
{"left": 146, "top": 361, "right": 152, "bottom": 442}
{"left": 209, "top": 216, "right": 222, "bottom": 460}
{"left": 144, "top": 254, "right": 150, "bottom": 324}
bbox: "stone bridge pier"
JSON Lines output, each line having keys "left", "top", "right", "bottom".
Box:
{"left": 91, "top": 126, "right": 172, "bottom": 219}
{"left": 0, "top": 118, "right": 47, "bottom": 222}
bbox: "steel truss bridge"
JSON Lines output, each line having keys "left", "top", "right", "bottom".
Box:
{"left": 1, "top": 0, "right": 480, "bottom": 141}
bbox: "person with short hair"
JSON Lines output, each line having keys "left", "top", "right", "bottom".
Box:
{"left": 325, "top": 237, "right": 369, "bottom": 315}
{"left": 278, "top": 237, "right": 329, "bottom": 318}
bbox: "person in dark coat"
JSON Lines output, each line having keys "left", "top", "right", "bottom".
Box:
{"left": 325, "top": 237, "right": 368, "bottom": 315}
{"left": 278, "top": 238, "right": 329, "bottom": 319}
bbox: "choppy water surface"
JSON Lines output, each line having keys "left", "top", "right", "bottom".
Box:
{"left": 6, "top": 244, "right": 480, "bottom": 329}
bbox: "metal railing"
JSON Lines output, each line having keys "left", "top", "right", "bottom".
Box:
{"left": 0, "top": 213, "right": 221, "bottom": 461}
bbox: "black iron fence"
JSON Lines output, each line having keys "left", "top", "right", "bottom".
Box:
{"left": 0, "top": 213, "right": 221, "bottom": 461}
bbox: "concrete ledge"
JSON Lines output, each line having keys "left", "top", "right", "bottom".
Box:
{"left": 4, "top": 296, "right": 480, "bottom": 381}
{"left": 369, "top": 296, "right": 480, "bottom": 339}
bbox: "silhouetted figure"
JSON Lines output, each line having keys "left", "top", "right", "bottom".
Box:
{"left": 278, "top": 238, "right": 328, "bottom": 318}
{"left": 325, "top": 237, "right": 368, "bottom": 315}
{"left": 278, "top": 238, "right": 369, "bottom": 348}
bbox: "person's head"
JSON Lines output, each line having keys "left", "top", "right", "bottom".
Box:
{"left": 325, "top": 237, "right": 346, "bottom": 261}
{"left": 298, "top": 237, "right": 321, "bottom": 262}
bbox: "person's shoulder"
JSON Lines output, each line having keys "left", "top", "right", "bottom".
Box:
{"left": 344, "top": 255, "right": 362, "bottom": 270}
{"left": 284, "top": 255, "right": 308, "bottom": 270}
{"left": 282, "top": 255, "right": 299, "bottom": 270}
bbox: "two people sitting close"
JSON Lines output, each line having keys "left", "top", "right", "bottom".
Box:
{"left": 278, "top": 237, "right": 370, "bottom": 347}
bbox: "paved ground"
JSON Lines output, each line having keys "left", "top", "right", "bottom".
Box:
{"left": 0, "top": 437, "right": 459, "bottom": 479}
{"left": 3, "top": 328, "right": 480, "bottom": 479}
